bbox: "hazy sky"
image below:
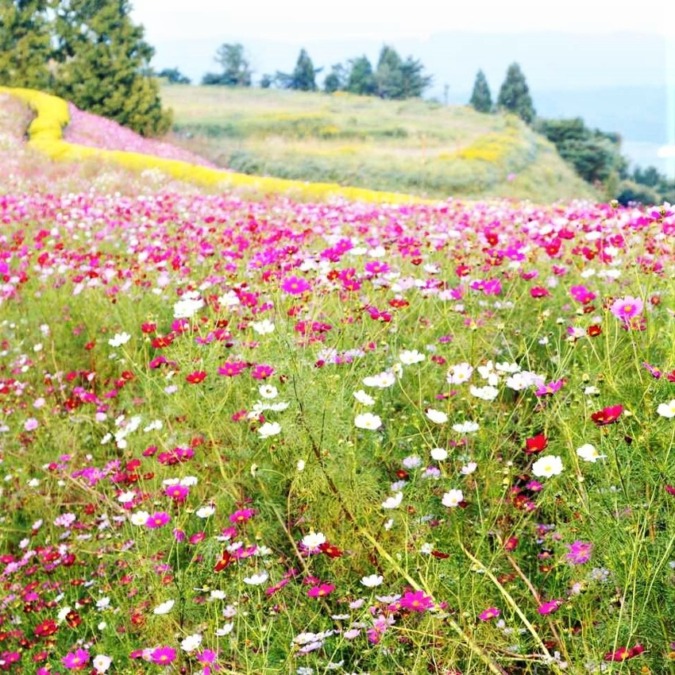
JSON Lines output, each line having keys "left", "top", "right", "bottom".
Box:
{"left": 132, "top": 0, "right": 674, "bottom": 41}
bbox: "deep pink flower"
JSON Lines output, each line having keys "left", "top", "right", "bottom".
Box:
{"left": 145, "top": 512, "right": 170, "bottom": 529}
{"left": 591, "top": 404, "right": 623, "bottom": 426}
{"left": 566, "top": 540, "right": 593, "bottom": 565}
{"left": 478, "top": 607, "right": 500, "bottom": 621}
{"left": 229, "top": 508, "right": 256, "bottom": 524}
{"left": 165, "top": 484, "right": 189, "bottom": 502}
{"left": 537, "top": 599, "right": 562, "bottom": 615}
{"left": 62, "top": 648, "right": 90, "bottom": 670}
{"left": 251, "top": 364, "right": 274, "bottom": 380}
{"left": 570, "top": 285, "right": 596, "bottom": 304}
{"left": 150, "top": 646, "right": 177, "bottom": 665}
{"left": 399, "top": 590, "right": 434, "bottom": 613}
{"left": 217, "top": 361, "right": 248, "bottom": 377}
{"left": 307, "top": 583, "right": 335, "bottom": 598}
{"left": 281, "top": 276, "right": 311, "bottom": 295}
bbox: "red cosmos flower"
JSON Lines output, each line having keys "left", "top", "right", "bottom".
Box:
{"left": 603, "top": 644, "right": 644, "bottom": 662}
{"left": 665, "top": 485, "right": 675, "bottom": 496}
{"left": 319, "top": 542, "right": 343, "bottom": 558}
{"left": 525, "top": 434, "right": 548, "bottom": 454}
{"left": 214, "top": 551, "right": 232, "bottom": 572}
{"left": 186, "top": 371, "right": 207, "bottom": 384}
{"left": 591, "top": 404, "right": 623, "bottom": 426}
{"left": 34, "top": 619, "right": 58, "bottom": 638}
{"left": 587, "top": 324, "right": 602, "bottom": 337}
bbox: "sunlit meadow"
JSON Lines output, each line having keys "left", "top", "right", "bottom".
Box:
{"left": 0, "top": 93, "right": 674, "bottom": 675}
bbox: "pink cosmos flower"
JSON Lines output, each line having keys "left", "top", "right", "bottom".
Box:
{"left": 570, "top": 285, "right": 596, "bottom": 304}
{"left": 150, "top": 646, "right": 177, "bottom": 665}
{"left": 251, "top": 364, "right": 274, "bottom": 380}
{"left": 610, "top": 296, "right": 643, "bottom": 322}
{"left": 537, "top": 599, "right": 562, "bottom": 615}
{"left": 229, "top": 508, "right": 256, "bottom": 524}
{"left": 281, "top": 276, "right": 311, "bottom": 295}
{"left": 399, "top": 590, "right": 434, "bottom": 612}
{"left": 145, "top": 512, "right": 170, "bottom": 529}
{"left": 566, "top": 540, "right": 593, "bottom": 565}
{"left": 62, "top": 648, "right": 90, "bottom": 670}
{"left": 478, "top": 607, "right": 500, "bottom": 621}
{"left": 307, "top": 583, "right": 335, "bottom": 598}
{"left": 165, "top": 484, "right": 189, "bottom": 502}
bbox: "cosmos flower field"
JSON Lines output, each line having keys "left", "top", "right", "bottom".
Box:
{"left": 1, "top": 95, "right": 675, "bottom": 674}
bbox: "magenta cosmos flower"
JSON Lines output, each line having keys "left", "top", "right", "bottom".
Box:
{"left": 281, "top": 275, "right": 311, "bottom": 295}
{"left": 307, "top": 583, "right": 335, "bottom": 598}
{"left": 399, "top": 590, "right": 434, "bottom": 612}
{"left": 566, "top": 540, "right": 593, "bottom": 565}
{"left": 537, "top": 599, "right": 562, "bottom": 615}
{"left": 610, "top": 296, "right": 643, "bottom": 322}
{"left": 62, "top": 648, "right": 90, "bottom": 670}
{"left": 150, "top": 646, "right": 177, "bottom": 665}
{"left": 478, "top": 607, "right": 500, "bottom": 621}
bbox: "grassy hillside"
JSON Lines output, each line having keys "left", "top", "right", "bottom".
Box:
{"left": 163, "top": 85, "right": 598, "bottom": 202}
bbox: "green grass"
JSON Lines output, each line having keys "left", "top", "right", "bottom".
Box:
{"left": 162, "top": 86, "right": 598, "bottom": 203}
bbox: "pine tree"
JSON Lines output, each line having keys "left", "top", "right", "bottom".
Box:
{"left": 375, "top": 45, "right": 404, "bottom": 99}
{"left": 345, "top": 56, "right": 376, "bottom": 96}
{"left": 497, "top": 63, "right": 536, "bottom": 124}
{"left": 323, "top": 63, "right": 346, "bottom": 93}
{"left": 469, "top": 70, "right": 492, "bottom": 113}
{"left": 0, "top": 0, "right": 53, "bottom": 90}
{"left": 53, "top": 0, "right": 171, "bottom": 136}
{"left": 289, "top": 48, "right": 317, "bottom": 91}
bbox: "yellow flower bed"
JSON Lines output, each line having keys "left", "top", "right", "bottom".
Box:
{"left": 0, "top": 86, "right": 429, "bottom": 205}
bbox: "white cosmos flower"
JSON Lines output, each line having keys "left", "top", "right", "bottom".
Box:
{"left": 354, "top": 413, "right": 382, "bottom": 430}
{"left": 452, "top": 421, "right": 479, "bottom": 434}
{"left": 399, "top": 349, "right": 425, "bottom": 365}
{"left": 302, "top": 532, "right": 326, "bottom": 550}
{"left": 532, "top": 455, "right": 564, "bottom": 478}
{"left": 362, "top": 371, "right": 396, "bottom": 388}
{"left": 657, "top": 400, "right": 675, "bottom": 418}
{"left": 461, "top": 462, "right": 478, "bottom": 475}
{"left": 219, "top": 290, "right": 240, "bottom": 307}
{"left": 446, "top": 362, "right": 473, "bottom": 384}
{"left": 353, "top": 389, "right": 375, "bottom": 405}
{"left": 470, "top": 385, "right": 499, "bottom": 401}
{"left": 426, "top": 409, "right": 448, "bottom": 424}
{"left": 258, "top": 422, "right": 281, "bottom": 438}
{"left": 442, "top": 489, "right": 464, "bottom": 507}
{"left": 216, "top": 622, "right": 234, "bottom": 636}
{"left": 382, "top": 492, "right": 403, "bottom": 509}
{"left": 173, "top": 292, "right": 204, "bottom": 319}
{"left": 251, "top": 319, "right": 275, "bottom": 335}
{"left": 195, "top": 505, "right": 216, "bottom": 518}
{"left": 243, "top": 571, "right": 268, "bottom": 585}
{"left": 430, "top": 447, "right": 448, "bottom": 461}
{"left": 130, "top": 510, "right": 150, "bottom": 526}
{"left": 92, "top": 655, "right": 112, "bottom": 673}
{"left": 576, "top": 444, "right": 606, "bottom": 463}
{"left": 180, "top": 633, "right": 202, "bottom": 652}
{"left": 259, "top": 385, "right": 278, "bottom": 399}
{"left": 153, "top": 600, "right": 175, "bottom": 615}
{"left": 360, "top": 574, "right": 383, "bottom": 587}
{"left": 108, "top": 332, "right": 130, "bottom": 348}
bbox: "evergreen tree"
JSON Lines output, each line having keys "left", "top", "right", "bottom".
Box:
{"left": 374, "top": 46, "right": 431, "bottom": 99}
{"left": 375, "top": 45, "right": 404, "bottom": 99}
{"left": 202, "top": 43, "right": 251, "bottom": 86}
{"left": 497, "top": 63, "right": 536, "bottom": 124}
{"left": 345, "top": 56, "right": 376, "bottom": 96}
{"left": 289, "top": 48, "right": 317, "bottom": 91}
{"left": 53, "top": 0, "right": 171, "bottom": 136}
{"left": 0, "top": 0, "right": 53, "bottom": 90}
{"left": 469, "top": 69, "right": 492, "bottom": 113}
{"left": 323, "top": 63, "right": 346, "bottom": 93}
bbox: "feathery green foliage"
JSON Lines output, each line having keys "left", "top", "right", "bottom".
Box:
{"left": 497, "top": 62, "right": 536, "bottom": 124}
{"left": 469, "top": 69, "right": 493, "bottom": 113}
{"left": 0, "top": 0, "right": 52, "bottom": 90}
{"left": 52, "top": 0, "right": 171, "bottom": 136}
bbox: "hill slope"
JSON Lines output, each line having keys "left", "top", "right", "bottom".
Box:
{"left": 163, "top": 85, "right": 598, "bottom": 203}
